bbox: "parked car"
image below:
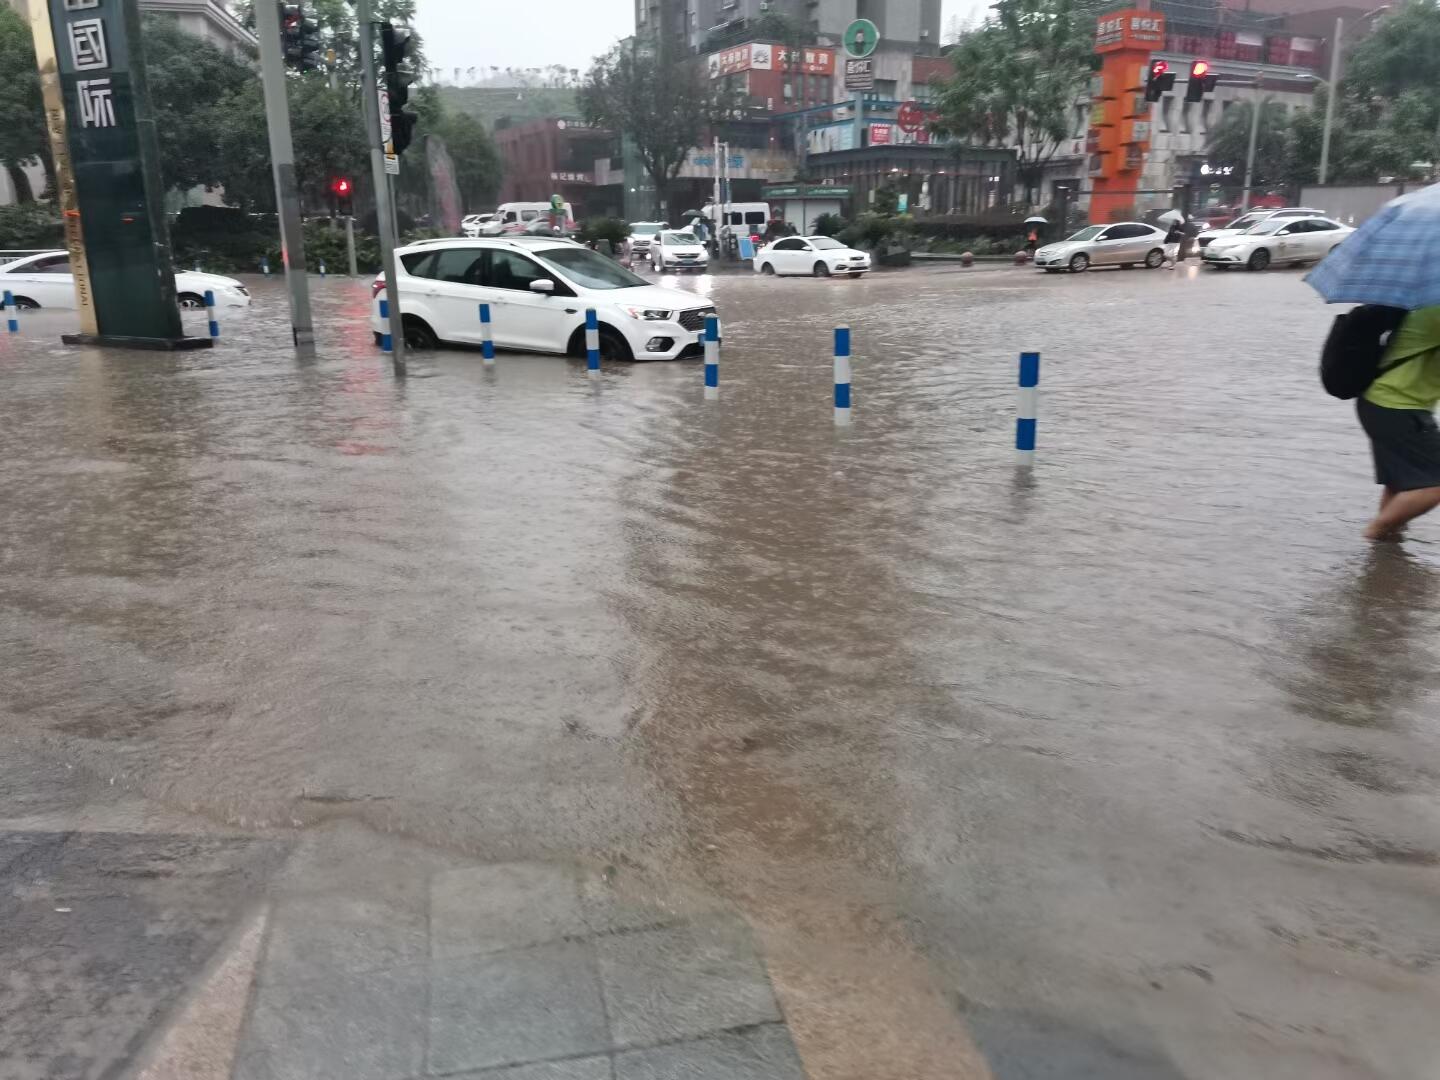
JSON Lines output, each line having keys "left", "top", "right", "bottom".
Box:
{"left": 0, "top": 250, "right": 251, "bottom": 309}
{"left": 369, "top": 237, "right": 718, "bottom": 361}
{"left": 626, "top": 222, "right": 668, "bottom": 261}
{"left": 460, "top": 213, "right": 494, "bottom": 237}
{"left": 1201, "top": 215, "right": 1354, "bottom": 271}
{"left": 1194, "top": 207, "right": 1323, "bottom": 249}
{"left": 753, "top": 236, "right": 871, "bottom": 277}
{"left": 652, "top": 230, "right": 709, "bottom": 272}
{"left": 1032, "top": 222, "right": 1168, "bottom": 272}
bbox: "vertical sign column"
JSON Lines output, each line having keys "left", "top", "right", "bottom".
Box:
{"left": 32, "top": 0, "right": 196, "bottom": 346}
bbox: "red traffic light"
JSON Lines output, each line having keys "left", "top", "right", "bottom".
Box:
{"left": 1191, "top": 60, "right": 1210, "bottom": 77}
{"left": 331, "top": 177, "right": 351, "bottom": 196}
{"left": 1150, "top": 60, "right": 1169, "bottom": 76}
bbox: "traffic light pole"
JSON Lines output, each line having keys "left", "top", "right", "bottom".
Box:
{"left": 253, "top": 0, "right": 316, "bottom": 357}
{"left": 357, "top": 3, "right": 405, "bottom": 375}
{"left": 345, "top": 216, "right": 358, "bottom": 277}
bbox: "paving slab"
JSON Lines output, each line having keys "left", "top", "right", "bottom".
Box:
{"left": 613, "top": 1024, "right": 806, "bottom": 1080}
{"left": 431, "top": 862, "right": 588, "bottom": 959}
{"left": 595, "top": 921, "right": 782, "bottom": 1049}
{"left": 428, "top": 942, "right": 610, "bottom": 1073}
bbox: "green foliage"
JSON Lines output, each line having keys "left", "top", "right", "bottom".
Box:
{"left": 811, "top": 212, "right": 847, "bottom": 237}
{"left": 430, "top": 109, "right": 502, "bottom": 213}
{"left": 0, "top": 203, "right": 63, "bottom": 248}
{"left": 0, "top": 4, "right": 48, "bottom": 201}
{"left": 1204, "top": 100, "right": 1293, "bottom": 188}
{"left": 581, "top": 217, "right": 630, "bottom": 246}
{"left": 230, "top": 0, "right": 424, "bottom": 78}
{"left": 931, "top": 0, "right": 1097, "bottom": 199}
{"left": 581, "top": 44, "right": 733, "bottom": 216}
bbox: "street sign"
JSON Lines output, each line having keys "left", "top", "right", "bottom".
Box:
{"left": 844, "top": 58, "right": 874, "bottom": 90}
{"left": 384, "top": 153, "right": 400, "bottom": 175}
{"left": 897, "top": 100, "right": 925, "bottom": 133}
{"left": 378, "top": 87, "right": 392, "bottom": 145}
{"left": 843, "top": 18, "right": 880, "bottom": 58}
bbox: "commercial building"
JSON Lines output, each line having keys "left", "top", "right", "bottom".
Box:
{"left": 492, "top": 118, "right": 618, "bottom": 219}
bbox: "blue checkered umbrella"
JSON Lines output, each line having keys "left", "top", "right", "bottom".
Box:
{"left": 1306, "top": 183, "right": 1440, "bottom": 308}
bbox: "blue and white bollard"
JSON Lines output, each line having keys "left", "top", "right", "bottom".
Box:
{"left": 584, "top": 308, "right": 600, "bottom": 376}
{"left": 703, "top": 314, "right": 719, "bottom": 399}
{"left": 833, "top": 325, "right": 852, "bottom": 425}
{"left": 319, "top": 259, "right": 327, "bottom": 278}
{"left": 261, "top": 257, "right": 271, "bottom": 276}
{"left": 193, "top": 260, "right": 202, "bottom": 273}
{"left": 1016, "top": 351, "right": 1040, "bottom": 467}
{"left": 478, "top": 303, "right": 495, "bottom": 363}
{"left": 379, "top": 298, "right": 392, "bottom": 353}
{"left": 3, "top": 290, "right": 17, "bottom": 334}
{"left": 204, "top": 289, "right": 219, "bottom": 339}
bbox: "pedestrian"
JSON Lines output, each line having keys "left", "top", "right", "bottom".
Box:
{"left": 1025, "top": 227, "right": 1039, "bottom": 255}
{"left": 1162, "top": 218, "right": 1185, "bottom": 267}
{"left": 1354, "top": 306, "right": 1440, "bottom": 541}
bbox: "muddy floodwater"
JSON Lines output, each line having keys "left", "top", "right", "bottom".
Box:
{"left": 2, "top": 265, "right": 1438, "bottom": 1079}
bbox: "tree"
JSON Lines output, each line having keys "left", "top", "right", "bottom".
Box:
{"left": 0, "top": 4, "right": 49, "bottom": 202}
{"left": 141, "top": 15, "right": 255, "bottom": 193}
{"left": 432, "top": 109, "right": 501, "bottom": 213}
{"left": 930, "top": 0, "right": 1097, "bottom": 203}
{"left": 581, "top": 43, "right": 727, "bottom": 217}
{"left": 230, "top": 0, "right": 424, "bottom": 80}
{"left": 1204, "top": 100, "right": 1293, "bottom": 189}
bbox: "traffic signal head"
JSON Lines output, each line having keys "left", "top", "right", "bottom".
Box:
{"left": 279, "top": 2, "right": 322, "bottom": 71}
{"left": 380, "top": 23, "right": 419, "bottom": 156}
{"left": 330, "top": 176, "right": 353, "bottom": 214}
{"left": 1185, "top": 59, "right": 1218, "bottom": 101}
{"left": 331, "top": 177, "right": 351, "bottom": 197}
{"left": 1144, "top": 59, "right": 1176, "bottom": 102}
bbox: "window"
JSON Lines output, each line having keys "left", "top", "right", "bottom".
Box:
{"left": 743, "top": 211, "right": 765, "bottom": 226}
{"left": 534, "top": 247, "right": 646, "bottom": 291}
{"left": 430, "top": 248, "right": 486, "bottom": 284}
{"left": 1101, "top": 224, "right": 1148, "bottom": 240}
{"left": 34, "top": 255, "right": 73, "bottom": 274}
{"left": 1073, "top": 103, "right": 1087, "bottom": 138}
{"left": 520, "top": 210, "right": 539, "bottom": 222}
{"left": 483, "top": 250, "right": 549, "bottom": 291}
{"left": 400, "top": 250, "right": 437, "bottom": 277}
{"left": 774, "top": 238, "right": 805, "bottom": 251}
{"left": 1307, "top": 219, "right": 1340, "bottom": 231}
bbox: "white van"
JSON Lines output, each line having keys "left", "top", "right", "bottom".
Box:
{"left": 703, "top": 202, "right": 770, "bottom": 238}
{"left": 483, "top": 202, "right": 576, "bottom": 235}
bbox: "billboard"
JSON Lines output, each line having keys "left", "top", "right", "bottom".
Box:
{"left": 709, "top": 42, "right": 835, "bottom": 79}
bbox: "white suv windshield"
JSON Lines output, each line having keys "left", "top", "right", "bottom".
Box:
{"left": 631, "top": 224, "right": 661, "bottom": 235}
{"left": 536, "top": 247, "right": 648, "bottom": 290}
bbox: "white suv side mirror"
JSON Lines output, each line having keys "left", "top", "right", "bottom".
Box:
{"left": 529, "top": 279, "right": 555, "bottom": 295}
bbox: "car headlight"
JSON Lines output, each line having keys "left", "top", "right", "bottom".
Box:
{"left": 622, "top": 307, "right": 673, "bottom": 321}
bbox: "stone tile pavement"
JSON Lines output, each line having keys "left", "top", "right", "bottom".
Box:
{"left": 231, "top": 854, "right": 809, "bottom": 1080}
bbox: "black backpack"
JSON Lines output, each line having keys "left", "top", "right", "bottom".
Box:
{"left": 1319, "top": 305, "right": 1408, "bottom": 399}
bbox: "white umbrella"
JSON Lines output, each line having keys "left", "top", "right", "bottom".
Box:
{"left": 1157, "top": 209, "right": 1184, "bottom": 225}
{"left": 1023, "top": 214, "right": 1048, "bottom": 225}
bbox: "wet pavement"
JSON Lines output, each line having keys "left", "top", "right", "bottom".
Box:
{"left": 1, "top": 264, "right": 1438, "bottom": 1079}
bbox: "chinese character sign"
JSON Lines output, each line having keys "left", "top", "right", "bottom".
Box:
{"left": 36, "top": 0, "right": 185, "bottom": 342}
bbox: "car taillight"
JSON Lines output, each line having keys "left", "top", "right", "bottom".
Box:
{"left": 371, "top": 278, "right": 386, "bottom": 298}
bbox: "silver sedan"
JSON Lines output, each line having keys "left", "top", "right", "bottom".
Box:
{"left": 1033, "top": 222, "right": 1169, "bottom": 273}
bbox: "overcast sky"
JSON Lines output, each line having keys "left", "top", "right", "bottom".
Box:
{"left": 414, "top": 0, "right": 989, "bottom": 81}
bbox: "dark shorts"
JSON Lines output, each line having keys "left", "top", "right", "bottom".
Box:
{"left": 1357, "top": 398, "right": 1440, "bottom": 491}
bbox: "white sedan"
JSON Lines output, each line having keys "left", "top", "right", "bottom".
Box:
{"left": 0, "top": 250, "right": 252, "bottom": 309}
{"left": 652, "top": 229, "right": 709, "bottom": 272}
{"left": 754, "top": 236, "right": 870, "bottom": 277}
{"left": 1201, "top": 215, "right": 1353, "bottom": 271}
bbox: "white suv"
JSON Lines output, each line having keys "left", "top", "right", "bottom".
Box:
{"left": 370, "top": 237, "right": 719, "bottom": 361}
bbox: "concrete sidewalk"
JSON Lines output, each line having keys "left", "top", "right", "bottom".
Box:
{"left": 230, "top": 837, "right": 808, "bottom": 1080}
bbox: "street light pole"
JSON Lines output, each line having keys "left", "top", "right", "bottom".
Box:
{"left": 253, "top": 0, "right": 316, "bottom": 357}
{"left": 1318, "top": 15, "right": 1342, "bottom": 185}
{"left": 357, "top": 0, "right": 406, "bottom": 375}
{"left": 1241, "top": 87, "right": 1264, "bottom": 212}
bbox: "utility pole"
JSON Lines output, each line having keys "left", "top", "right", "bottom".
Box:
{"left": 1318, "top": 15, "right": 1342, "bottom": 185}
{"left": 254, "top": 0, "right": 315, "bottom": 356}
{"left": 1241, "top": 83, "right": 1264, "bottom": 212}
{"left": 357, "top": 0, "right": 406, "bottom": 375}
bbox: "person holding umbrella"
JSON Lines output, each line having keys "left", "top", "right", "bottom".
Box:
{"left": 1023, "top": 214, "right": 1047, "bottom": 256}
{"left": 1308, "top": 184, "right": 1440, "bottom": 541}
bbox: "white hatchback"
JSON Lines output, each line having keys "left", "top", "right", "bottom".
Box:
{"left": 753, "top": 236, "right": 870, "bottom": 277}
{"left": 370, "top": 237, "right": 719, "bottom": 361}
{"left": 0, "top": 250, "right": 251, "bottom": 309}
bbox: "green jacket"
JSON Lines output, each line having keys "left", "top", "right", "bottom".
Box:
{"left": 1365, "top": 306, "right": 1440, "bottom": 411}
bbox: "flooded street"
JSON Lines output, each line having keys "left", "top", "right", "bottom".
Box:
{"left": 3, "top": 264, "right": 1439, "bottom": 1079}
